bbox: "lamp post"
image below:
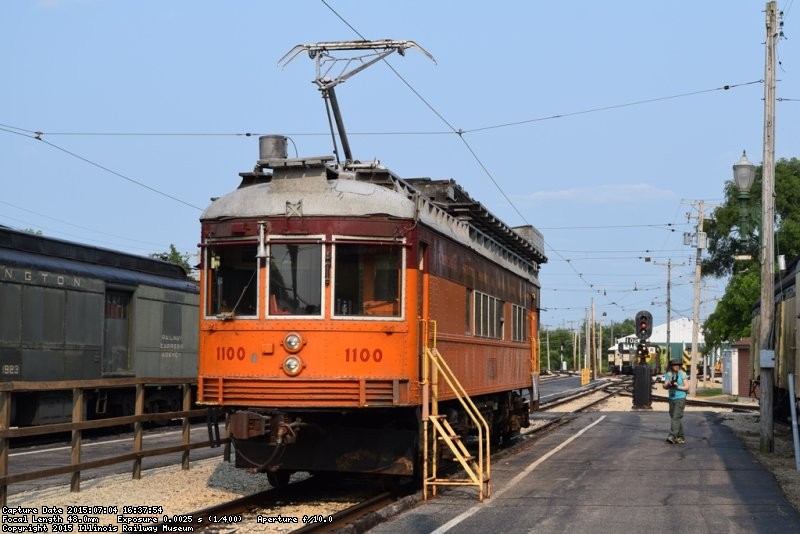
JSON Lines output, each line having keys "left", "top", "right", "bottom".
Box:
{"left": 733, "top": 151, "right": 756, "bottom": 237}
{"left": 731, "top": 146, "right": 775, "bottom": 453}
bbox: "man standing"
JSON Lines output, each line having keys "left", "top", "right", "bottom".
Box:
{"left": 663, "top": 359, "right": 689, "bottom": 444}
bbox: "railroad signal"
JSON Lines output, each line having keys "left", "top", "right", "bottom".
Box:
{"left": 635, "top": 310, "right": 653, "bottom": 341}
{"left": 636, "top": 343, "right": 648, "bottom": 361}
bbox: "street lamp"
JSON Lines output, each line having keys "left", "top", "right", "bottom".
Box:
{"left": 732, "top": 146, "right": 776, "bottom": 453}
{"left": 733, "top": 151, "right": 756, "bottom": 237}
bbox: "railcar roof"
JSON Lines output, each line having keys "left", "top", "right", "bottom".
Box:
{"left": 404, "top": 177, "right": 547, "bottom": 265}
{"left": 204, "top": 157, "right": 547, "bottom": 266}
{"left": 0, "top": 226, "right": 197, "bottom": 291}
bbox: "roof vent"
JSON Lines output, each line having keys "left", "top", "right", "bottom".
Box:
{"left": 259, "top": 135, "right": 288, "bottom": 160}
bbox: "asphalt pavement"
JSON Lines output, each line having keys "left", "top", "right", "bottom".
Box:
{"left": 371, "top": 410, "right": 800, "bottom": 533}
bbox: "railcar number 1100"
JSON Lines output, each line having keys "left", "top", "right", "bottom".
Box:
{"left": 345, "top": 348, "right": 383, "bottom": 363}
{"left": 214, "top": 346, "right": 384, "bottom": 363}
{"left": 217, "top": 346, "right": 246, "bottom": 360}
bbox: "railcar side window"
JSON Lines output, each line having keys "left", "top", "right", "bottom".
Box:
{"left": 475, "top": 291, "right": 503, "bottom": 339}
{"left": 512, "top": 304, "right": 528, "bottom": 342}
{"left": 206, "top": 244, "right": 258, "bottom": 317}
{"left": 334, "top": 243, "right": 402, "bottom": 317}
{"left": 268, "top": 243, "right": 322, "bottom": 316}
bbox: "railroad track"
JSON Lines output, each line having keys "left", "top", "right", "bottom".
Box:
{"left": 154, "top": 474, "right": 414, "bottom": 533}
{"left": 539, "top": 377, "right": 630, "bottom": 412}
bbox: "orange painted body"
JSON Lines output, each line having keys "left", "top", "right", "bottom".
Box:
{"left": 196, "top": 154, "right": 546, "bottom": 476}
{"left": 197, "top": 219, "right": 540, "bottom": 410}
{"left": 199, "top": 264, "right": 422, "bottom": 408}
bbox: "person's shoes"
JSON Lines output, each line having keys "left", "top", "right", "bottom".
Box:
{"left": 666, "top": 436, "right": 676, "bottom": 444}
{"left": 676, "top": 437, "right": 685, "bottom": 444}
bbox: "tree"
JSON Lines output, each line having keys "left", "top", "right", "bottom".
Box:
{"left": 540, "top": 318, "right": 635, "bottom": 373}
{"left": 702, "top": 158, "right": 800, "bottom": 349}
{"left": 702, "top": 268, "right": 759, "bottom": 350}
{"left": 150, "top": 244, "right": 195, "bottom": 280}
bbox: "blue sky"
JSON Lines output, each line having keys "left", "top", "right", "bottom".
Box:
{"left": 2, "top": 1, "right": 797, "bottom": 333}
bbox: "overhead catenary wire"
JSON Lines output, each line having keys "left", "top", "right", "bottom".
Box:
{"left": 0, "top": 126, "right": 203, "bottom": 212}
{"left": 0, "top": 78, "right": 764, "bottom": 138}
{"left": 1, "top": 3, "right": 752, "bottom": 322}
{"left": 317, "top": 0, "right": 697, "bottom": 310}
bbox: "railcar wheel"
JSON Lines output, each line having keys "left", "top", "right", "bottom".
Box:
{"left": 267, "top": 470, "right": 292, "bottom": 488}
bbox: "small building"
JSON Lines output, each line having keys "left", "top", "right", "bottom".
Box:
{"left": 722, "top": 337, "right": 753, "bottom": 398}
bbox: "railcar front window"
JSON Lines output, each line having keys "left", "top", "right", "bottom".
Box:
{"left": 207, "top": 244, "right": 258, "bottom": 317}
{"left": 334, "top": 243, "right": 401, "bottom": 317}
{"left": 268, "top": 243, "right": 322, "bottom": 316}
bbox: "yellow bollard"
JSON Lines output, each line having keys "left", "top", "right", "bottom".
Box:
{"left": 581, "top": 368, "right": 590, "bottom": 386}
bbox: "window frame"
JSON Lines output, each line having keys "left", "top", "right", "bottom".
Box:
{"left": 265, "top": 237, "right": 326, "bottom": 319}
{"left": 511, "top": 303, "right": 528, "bottom": 342}
{"left": 203, "top": 239, "right": 260, "bottom": 320}
{"left": 474, "top": 291, "right": 504, "bottom": 339}
{"left": 331, "top": 236, "right": 406, "bottom": 321}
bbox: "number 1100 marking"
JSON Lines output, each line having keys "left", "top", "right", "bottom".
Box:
{"left": 345, "top": 348, "right": 383, "bottom": 362}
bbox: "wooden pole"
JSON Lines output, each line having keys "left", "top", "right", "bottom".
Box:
{"left": 759, "top": 0, "right": 778, "bottom": 453}
{"left": 690, "top": 200, "right": 705, "bottom": 396}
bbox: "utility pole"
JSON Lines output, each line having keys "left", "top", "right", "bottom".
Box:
{"left": 546, "top": 329, "right": 551, "bottom": 373}
{"left": 653, "top": 260, "right": 684, "bottom": 376}
{"left": 683, "top": 199, "right": 707, "bottom": 397}
{"left": 584, "top": 308, "right": 590, "bottom": 370}
{"left": 589, "top": 297, "right": 597, "bottom": 380}
{"left": 573, "top": 329, "right": 578, "bottom": 371}
{"left": 598, "top": 322, "right": 603, "bottom": 376}
{"left": 759, "top": 0, "right": 778, "bottom": 453}
{"left": 701, "top": 283, "right": 709, "bottom": 388}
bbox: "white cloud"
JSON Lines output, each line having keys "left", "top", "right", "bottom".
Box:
{"left": 518, "top": 183, "right": 676, "bottom": 205}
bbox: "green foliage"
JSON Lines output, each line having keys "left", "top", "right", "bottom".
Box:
{"left": 150, "top": 244, "right": 195, "bottom": 280}
{"left": 704, "top": 158, "right": 800, "bottom": 277}
{"left": 702, "top": 157, "right": 800, "bottom": 349}
{"left": 702, "top": 269, "right": 758, "bottom": 349}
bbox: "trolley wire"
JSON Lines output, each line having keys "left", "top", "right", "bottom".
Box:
{"left": 0, "top": 126, "right": 203, "bottom": 211}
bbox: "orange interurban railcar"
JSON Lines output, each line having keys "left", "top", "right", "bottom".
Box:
{"left": 197, "top": 136, "right": 547, "bottom": 485}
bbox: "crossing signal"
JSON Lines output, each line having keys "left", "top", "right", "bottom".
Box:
{"left": 635, "top": 310, "right": 653, "bottom": 341}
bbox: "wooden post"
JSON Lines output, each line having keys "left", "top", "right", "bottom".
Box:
{"left": 71, "top": 388, "right": 83, "bottom": 492}
{"left": 133, "top": 383, "right": 144, "bottom": 479}
{"left": 689, "top": 200, "right": 705, "bottom": 397}
{"left": 760, "top": 0, "right": 778, "bottom": 454}
{"left": 0, "top": 391, "right": 10, "bottom": 506}
{"left": 182, "top": 384, "right": 191, "bottom": 470}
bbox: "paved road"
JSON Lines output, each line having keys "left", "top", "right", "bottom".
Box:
{"left": 372, "top": 411, "right": 800, "bottom": 533}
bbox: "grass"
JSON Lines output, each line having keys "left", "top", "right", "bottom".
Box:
{"left": 696, "top": 387, "right": 723, "bottom": 397}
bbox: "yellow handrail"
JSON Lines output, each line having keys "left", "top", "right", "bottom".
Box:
{"left": 420, "top": 319, "right": 491, "bottom": 502}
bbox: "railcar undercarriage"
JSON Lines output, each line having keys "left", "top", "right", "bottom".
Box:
{"left": 222, "top": 389, "right": 531, "bottom": 486}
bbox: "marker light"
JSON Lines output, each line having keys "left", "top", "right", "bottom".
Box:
{"left": 283, "top": 332, "right": 304, "bottom": 353}
{"left": 282, "top": 355, "right": 303, "bottom": 376}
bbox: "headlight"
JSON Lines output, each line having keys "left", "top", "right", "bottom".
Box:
{"left": 283, "top": 332, "right": 303, "bottom": 353}
{"left": 282, "top": 355, "right": 303, "bottom": 376}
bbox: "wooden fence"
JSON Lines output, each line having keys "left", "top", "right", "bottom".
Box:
{"left": 0, "top": 377, "right": 228, "bottom": 506}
